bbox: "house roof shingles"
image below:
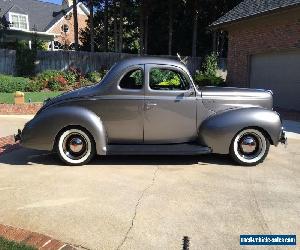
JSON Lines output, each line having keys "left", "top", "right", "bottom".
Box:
{"left": 0, "top": 0, "right": 65, "bottom": 31}
{"left": 211, "top": 0, "right": 300, "bottom": 27}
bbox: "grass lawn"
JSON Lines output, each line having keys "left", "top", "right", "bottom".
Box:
{"left": 0, "top": 92, "right": 62, "bottom": 104}
{"left": 0, "top": 237, "right": 36, "bottom": 250}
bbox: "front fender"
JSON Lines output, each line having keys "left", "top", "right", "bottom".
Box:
{"left": 198, "top": 108, "right": 282, "bottom": 154}
{"left": 21, "top": 106, "right": 107, "bottom": 155}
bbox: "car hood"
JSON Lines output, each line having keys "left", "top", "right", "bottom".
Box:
{"left": 200, "top": 86, "right": 273, "bottom": 112}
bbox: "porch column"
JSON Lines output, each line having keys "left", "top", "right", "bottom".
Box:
{"left": 51, "top": 41, "right": 55, "bottom": 51}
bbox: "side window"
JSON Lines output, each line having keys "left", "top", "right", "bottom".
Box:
{"left": 149, "top": 68, "right": 189, "bottom": 91}
{"left": 119, "top": 69, "right": 143, "bottom": 89}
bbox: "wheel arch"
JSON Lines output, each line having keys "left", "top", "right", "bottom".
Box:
{"left": 198, "top": 108, "right": 282, "bottom": 154}
{"left": 21, "top": 106, "right": 107, "bottom": 155}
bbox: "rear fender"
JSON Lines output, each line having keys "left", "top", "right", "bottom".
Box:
{"left": 21, "top": 106, "right": 107, "bottom": 155}
{"left": 198, "top": 108, "right": 282, "bottom": 154}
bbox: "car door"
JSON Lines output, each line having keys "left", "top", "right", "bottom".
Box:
{"left": 95, "top": 66, "right": 145, "bottom": 144}
{"left": 144, "top": 64, "right": 197, "bottom": 143}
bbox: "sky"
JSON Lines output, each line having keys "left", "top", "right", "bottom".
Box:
{"left": 40, "top": 0, "right": 62, "bottom": 4}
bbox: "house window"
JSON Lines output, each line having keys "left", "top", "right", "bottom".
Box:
{"left": 9, "top": 13, "right": 29, "bottom": 30}
{"left": 61, "top": 24, "right": 69, "bottom": 33}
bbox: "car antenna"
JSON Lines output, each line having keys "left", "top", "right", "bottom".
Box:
{"left": 177, "top": 53, "right": 188, "bottom": 65}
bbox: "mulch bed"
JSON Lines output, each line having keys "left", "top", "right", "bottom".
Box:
{"left": 0, "top": 103, "right": 42, "bottom": 115}
{"left": 0, "top": 224, "right": 76, "bottom": 250}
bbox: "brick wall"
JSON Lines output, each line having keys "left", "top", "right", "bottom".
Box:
{"left": 226, "top": 7, "right": 300, "bottom": 87}
{"left": 48, "top": 8, "right": 88, "bottom": 46}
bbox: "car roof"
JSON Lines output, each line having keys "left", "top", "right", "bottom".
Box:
{"left": 117, "top": 56, "right": 187, "bottom": 70}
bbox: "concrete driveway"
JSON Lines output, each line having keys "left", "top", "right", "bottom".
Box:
{"left": 0, "top": 116, "right": 299, "bottom": 250}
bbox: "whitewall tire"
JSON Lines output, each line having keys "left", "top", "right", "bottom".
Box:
{"left": 56, "top": 128, "right": 95, "bottom": 166}
{"left": 230, "top": 128, "right": 270, "bottom": 166}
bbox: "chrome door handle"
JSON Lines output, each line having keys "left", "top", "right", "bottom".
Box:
{"left": 145, "top": 102, "right": 157, "bottom": 110}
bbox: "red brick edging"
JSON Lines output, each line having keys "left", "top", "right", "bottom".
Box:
{"left": 0, "top": 135, "right": 20, "bottom": 156}
{"left": 0, "top": 104, "right": 42, "bottom": 115}
{"left": 0, "top": 224, "right": 76, "bottom": 250}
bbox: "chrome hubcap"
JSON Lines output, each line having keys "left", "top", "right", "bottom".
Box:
{"left": 69, "top": 138, "right": 84, "bottom": 153}
{"left": 62, "top": 133, "right": 88, "bottom": 160}
{"left": 240, "top": 136, "right": 257, "bottom": 154}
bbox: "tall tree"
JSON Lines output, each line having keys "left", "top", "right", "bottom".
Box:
{"left": 139, "top": 0, "right": 144, "bottom": 55}
{"left": 113, "top": 0, "right": 118, "bottom": 52}
{"left": 168, "top": 0, "right": 173, "bottom": 55}
{"left": 73, "top": 0, "right": 79, "bottom": 50}
{"left": 88, "top": 0, "right": 95, "bottom": 52}
{"left": 104, "top": 0, "right": 109, "bottom": 52}
{"left": 192, "top": 0, "right": 199, "bottom": 57}
{"left": 119, "top": 0, "right": 124, "bottom": 52}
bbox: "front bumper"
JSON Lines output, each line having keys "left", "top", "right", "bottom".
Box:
{"left": 279, "top": 128, "right": 287, "bottom": 145}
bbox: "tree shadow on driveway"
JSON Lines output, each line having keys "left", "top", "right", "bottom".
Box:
{"left": 0, "top": 147, "right": 237, "bottom": 167}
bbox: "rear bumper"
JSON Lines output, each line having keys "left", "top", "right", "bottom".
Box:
{"left": 14, "top": 129, "right": 22, "bottom": 142}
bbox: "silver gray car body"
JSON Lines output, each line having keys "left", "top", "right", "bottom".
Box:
{"left": 19, "top": 57, "right": 285, "bottom": 156}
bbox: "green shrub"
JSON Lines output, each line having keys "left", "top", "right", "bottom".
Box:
{"left": 194, "top": 73, "right": 224, "bottom": 86}
{"left": 0, "top": 74, "right": 30, "bottom": 92}
{"left": 64, "top": 71, "right": 77, "bottom": 85}
{"left": 26, "top": 80, "right": 44, "bottom": 92}
{"left": 15, "top": 41, "right": 37, "bottom": 76}
{"left": 78, "top": 77, "right": 93, "bottom": 88}
{"left": 194, "top": 53, "right": 225, "bottom": 87}
{"left": 34, "top": 70, "right": 76, "bottom": 91}
{"left": 201, "top": 53, "right": 218, "bottom": 77}
{"left": 86, "top": 71, "right": 102, "bottom": 83}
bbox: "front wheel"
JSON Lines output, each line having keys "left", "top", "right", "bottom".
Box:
{"left": 230, "top": 128, "right": 270, "bottom": 166}
{"left": 56, "top": 128, "right": 96, "bottom": 166}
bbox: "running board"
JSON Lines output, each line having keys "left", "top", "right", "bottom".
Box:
{"left": 107, "top": 144, "right": 212, "bottom": 155}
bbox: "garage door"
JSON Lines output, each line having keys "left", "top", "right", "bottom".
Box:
{"left": 250, "top": 50, "right": 300, "bottom": 111}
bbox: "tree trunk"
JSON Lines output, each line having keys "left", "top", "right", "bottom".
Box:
{"left": 168, "top": 0, "right": 173, "bottom": 55}
{"left": 89, "top": 0, "right": 94, "bottom": 52}
{"left": 139, "top": 0, "right": 144, "bottom": 55}
{"left": 104, "top": 0, "right": 108, "bottom": 52}
{"left": 113, "top": 0, "right": 118, "bottom": 52}
{"left": 144, "top": 15, "right": 148, "bottom": 54}
{"left": 72, "top": 0, "right": 79, "bottom": 51}
{"left": 192, "top": 6, "right": 198, "bottom": 57}
{"left": 119, "top": 0, "right": 124, "bottom": 52}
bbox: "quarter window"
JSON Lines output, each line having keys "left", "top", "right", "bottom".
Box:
{"left": 150, "top": 68, "right": 189, "bottom": 90}
{"left": 119, "top": 69, "right": 143, "bottom": 89}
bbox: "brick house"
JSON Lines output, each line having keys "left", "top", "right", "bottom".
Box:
{"left": 211, "top": 0, "right": 300, "bottom": 111}
{"left": 0, "top": 0, "right": 89, "bottom": 50}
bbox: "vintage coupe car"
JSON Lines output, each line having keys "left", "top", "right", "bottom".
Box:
{"left": 15, "top": 57, "right": 287, "bottom": 166}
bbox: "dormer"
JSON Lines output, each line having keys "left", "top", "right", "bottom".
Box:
{"left": 5, "top": 5, "right": 29, "bottom": 31}
{"left": 8, "top": 12, "right": 29, "bottom": 30}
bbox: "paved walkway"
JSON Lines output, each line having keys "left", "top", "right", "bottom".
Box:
{"left": 0, "top": 115, "right": 34, "bottom": 137}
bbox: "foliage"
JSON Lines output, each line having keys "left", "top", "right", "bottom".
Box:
{"left": 201, "top": 53, "right": 218, "bottom": 77}
{"left": 0, "top": 236, "right": 36, "bottom": 250}
{"left": 194, "top": 53, "right": 225, "bottom": 86}
{"left": 194, "top": 74, "right": 224, "bottom": 86}
{"left": 150, "top": 69, "right": 179, "bottom": 86}
{"left": 80, "top": 0, "right": 243, "bottom": 56}
{"left": 33, "top": 70, "right": 77, "bottom": 91}
{"left": 86, "top": 71, "right": 102, "bottom": 83}
{"left": 0, "top": 74, "right": 30, "bottom": 93}
{"left": 15, "top": 41, "right": 37, "bottom": 76}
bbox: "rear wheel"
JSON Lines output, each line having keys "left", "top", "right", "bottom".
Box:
{"left": 56, "top": 128, "right": 95, "bottom": 166}
{"left": 230, "top": 128, "right": 270, "bottom": 166}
